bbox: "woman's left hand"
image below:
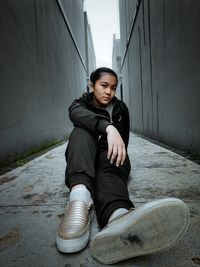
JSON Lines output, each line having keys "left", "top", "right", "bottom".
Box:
{"left": 106, "top": 125, "right": 126, "bottom": 167}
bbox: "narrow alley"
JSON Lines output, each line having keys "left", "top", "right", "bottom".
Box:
{"left": 0, "top": 0, "right": 200, "bottom": 266}
{"left": 0, "top": 133, "right": 199, "bottom": 266}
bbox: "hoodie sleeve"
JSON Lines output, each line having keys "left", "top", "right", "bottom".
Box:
{"left": 68, "top": 99, "right": 112, "bottom": 134}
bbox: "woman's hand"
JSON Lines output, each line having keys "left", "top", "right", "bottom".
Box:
{"left": 106, "top": 125, "right": 126, "bottom": 167}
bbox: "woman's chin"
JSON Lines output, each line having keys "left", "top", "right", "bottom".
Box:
{"left": 100, "top": 101, "right": 110, "bottom": 107}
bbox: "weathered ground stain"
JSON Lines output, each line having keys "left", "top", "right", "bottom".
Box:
{"left": 41, "top": 210, "right": 50, "bottom": 213}
{"left": 63, "top": 192, "right": 69, "bottom": 198}
{"left": 32, "top": 210, "right": 39, "bottom": 214}
{"left": 23, "top": 193, "right": 38, "bottom": 200}
{"left": 32, "top": 209, "right": 55, "bottom": 217}
{"left": 45, "top": 155, "right": 55, "bottom": 159}
{"left": 192, "top": 170, "right": 200, "bottom": 174}
{"left": 167, "top": 170, "right": 184, "bottom": 174}
{"left": 0, "top": 228, "right": 21, "bottom": 252}
{"left": 23, "top": 185, "right": 33, "bottom": 192}
{"left": 41, "top": 210, "right": 53, "bottom": 217}
{"left": 50, "top": 243, "right": 56, "bottom": 248}
{"left": 57, "top": 213, "right": 64, "bottom": 219}
{"left": 192, "top": 257, "right": 200, "bottom": 265}
{"left": 129, "top": 186, "right": 200, "bottom": 200}
{"left": 190, "top": 208, "right": 198, "bottom": 218}
{"left": 0, "top": 175, "right": 17, "bottom": 186}
{"left": 154, "top": 152, "right": 168, "bottom": 155}
{"left": 144, "top": 163, "right": 163, "bottom": 169}
{"left": 21, "top": 192, "right": 55, "bottom": 205}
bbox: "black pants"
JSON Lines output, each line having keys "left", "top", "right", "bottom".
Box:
{"left": 65, "top": 127, "right": 134, "bottom": 228}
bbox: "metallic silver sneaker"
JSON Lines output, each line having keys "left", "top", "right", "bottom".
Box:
{"left": 90, "top": 198, "right": 190, "bottom": 264}
{"left": 56, "top": 200, "right": 94, "bottom": 253}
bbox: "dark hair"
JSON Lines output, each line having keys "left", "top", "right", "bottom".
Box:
{"left": 90, "top": 67, "right": 118, "bottom": 85}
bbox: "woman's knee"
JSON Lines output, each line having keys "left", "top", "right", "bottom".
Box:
{"left": 69, "top": 127, "right": 96, "bottom": 144}
{"left": 67, "top": 127, "right": 98, "bottom": 158}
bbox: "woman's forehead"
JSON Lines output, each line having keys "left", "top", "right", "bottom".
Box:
{"left": 98, "top": 73, "right": 117, "bottom": 83}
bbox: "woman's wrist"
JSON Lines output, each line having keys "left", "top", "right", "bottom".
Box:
{"left": 106, "top": 125, "right": 115, "bottom": 133}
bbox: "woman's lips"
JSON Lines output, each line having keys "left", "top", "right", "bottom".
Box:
{"left": 102, "top": 97, "right": 110, "bottom": 101}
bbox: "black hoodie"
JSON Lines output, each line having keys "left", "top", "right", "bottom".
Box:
{"left": 68, "top": 92, "right": 130, "bottom": 149}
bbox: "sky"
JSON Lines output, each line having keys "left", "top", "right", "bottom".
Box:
{"left": 84, "top": 0, "right": 120, "bottom": 68}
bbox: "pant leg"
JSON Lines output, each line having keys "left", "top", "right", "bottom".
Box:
{"left": 65, "top": 127, "right": 98, "bottom": 192}
{"left": 93, "top": 150, "right": 134, "bottom": 228}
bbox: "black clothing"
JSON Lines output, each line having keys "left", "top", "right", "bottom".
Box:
{"left": 65, "top": 92, "right": 134, "bottom": 227}
{"left": 68, "top": 92, "right": 130, "bottom": 149}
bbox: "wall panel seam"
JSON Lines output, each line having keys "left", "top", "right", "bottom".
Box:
{"left": 121, "top": 0, "right": 142, "bottom": 67}
{"left": 56, "top": 0, "right": 87, "bottom": 71}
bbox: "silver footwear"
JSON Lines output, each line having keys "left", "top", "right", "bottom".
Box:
{"left": 56, "top": 200, "right": 93, "bottom": 253}
{"left": 90, "top": 198, "right": 190, "bottom": 264}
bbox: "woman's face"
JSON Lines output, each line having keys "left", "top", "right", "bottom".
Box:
{"left": 91, "top": 73, "right": 117, "bottom": 107}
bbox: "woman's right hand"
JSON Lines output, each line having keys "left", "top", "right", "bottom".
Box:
{"left": 106, "top": 125, "right": 126, "bottom": 167}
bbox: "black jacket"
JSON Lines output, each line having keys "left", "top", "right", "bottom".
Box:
{"left": 68, "top": 92, "right": 130, "bottom": 149}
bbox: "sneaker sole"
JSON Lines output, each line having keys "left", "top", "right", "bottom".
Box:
{"left": 56, "top": 209, "right": 94, "bottom": 253}
{"left": 56, "top": 228, "right": 90, "bottom": 253}
{"left": 90, "top": 198, "right": 190, "bottom": 264}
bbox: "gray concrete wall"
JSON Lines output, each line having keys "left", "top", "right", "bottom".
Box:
{"left": 84, "top": 12, "right": 96, "bottom": 87}
{"left": 59, "top": 0, "right": 86, "bottom": 64}
{"left": 119, "top": 0, "right": 200, "bottom": 156}
{"left": 112, "top": 34, "right": 122, "bottom": 99}
{"left": 112, "top": 35, "right": 121, "bottom": 75}
{"left": 0, "top": 0, "right": 95, "bottom": 164}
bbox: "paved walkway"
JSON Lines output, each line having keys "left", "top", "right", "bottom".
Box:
{"left": 0, "top": 133, "right": 200, "bottom": 267}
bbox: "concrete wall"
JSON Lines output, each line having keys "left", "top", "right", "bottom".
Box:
{"left": 112, "top": 35, "right": 121, "bottom": 75}
{"left": 119, "top": 0, "right": 200, "bottom": 155}
{"left": 0, "top": 0, "right": 96, "bottom": 164}
{"left": 84, "top": 12, "right": 96, "bottom": 88}
{"left": 112, "top": 34, "right": 122, "bottom": 100}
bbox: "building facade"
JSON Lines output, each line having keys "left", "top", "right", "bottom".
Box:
{"left": 0, "top": 0, "right": 96, "bottom": 164}
{"left": 118, "top": 0, "right": 200, "bottom": 155}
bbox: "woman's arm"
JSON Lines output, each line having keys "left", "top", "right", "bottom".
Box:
{"left": 106, "top": 102, "right": 130, "bottom": 167}
{"left": 68, "top": 99, "right": 112, "bottom": 135}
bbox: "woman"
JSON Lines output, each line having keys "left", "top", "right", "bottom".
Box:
{"left": 56, "top": 67, "right": 190, "bottom": 264}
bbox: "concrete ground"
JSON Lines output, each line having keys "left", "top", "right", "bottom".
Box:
{"left": 0, "top": 133, "right": 200, "bottom": 267}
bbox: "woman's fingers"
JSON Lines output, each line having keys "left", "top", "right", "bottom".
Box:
{"left": 106, "top": 125, "right": 127, "bottom": 167}
{"left": 116, "top": 146, "right": 122, "bottom": 167}
{"left": 121, "top": 146, "right": 126, "bottom": 165}
{"left": 107, "top": 144, "right": 113, "bottom": 160}
{"left": 116, "top": 145, "right": 126, "bottom": 166}
{"left": 110, "top": 146, "right": 118, "bottom": 164}
{"left": 108, "top": 144, "right": 126, "bottom": 166}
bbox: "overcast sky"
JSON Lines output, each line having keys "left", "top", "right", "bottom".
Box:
{"left": 84, "top": 0, "right": 120, "bottom": 68}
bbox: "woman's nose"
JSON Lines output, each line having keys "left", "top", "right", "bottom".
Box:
{"left": 105, "top": 87, "right": 111, "bottom": 94}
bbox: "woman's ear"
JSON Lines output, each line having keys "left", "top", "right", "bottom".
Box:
{"left": 90, "top": 82, "right": 94, "bottom": 92}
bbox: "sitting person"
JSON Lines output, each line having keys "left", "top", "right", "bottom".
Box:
{"left": 56, "top": 67, "right": 190, "bottom": 264}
